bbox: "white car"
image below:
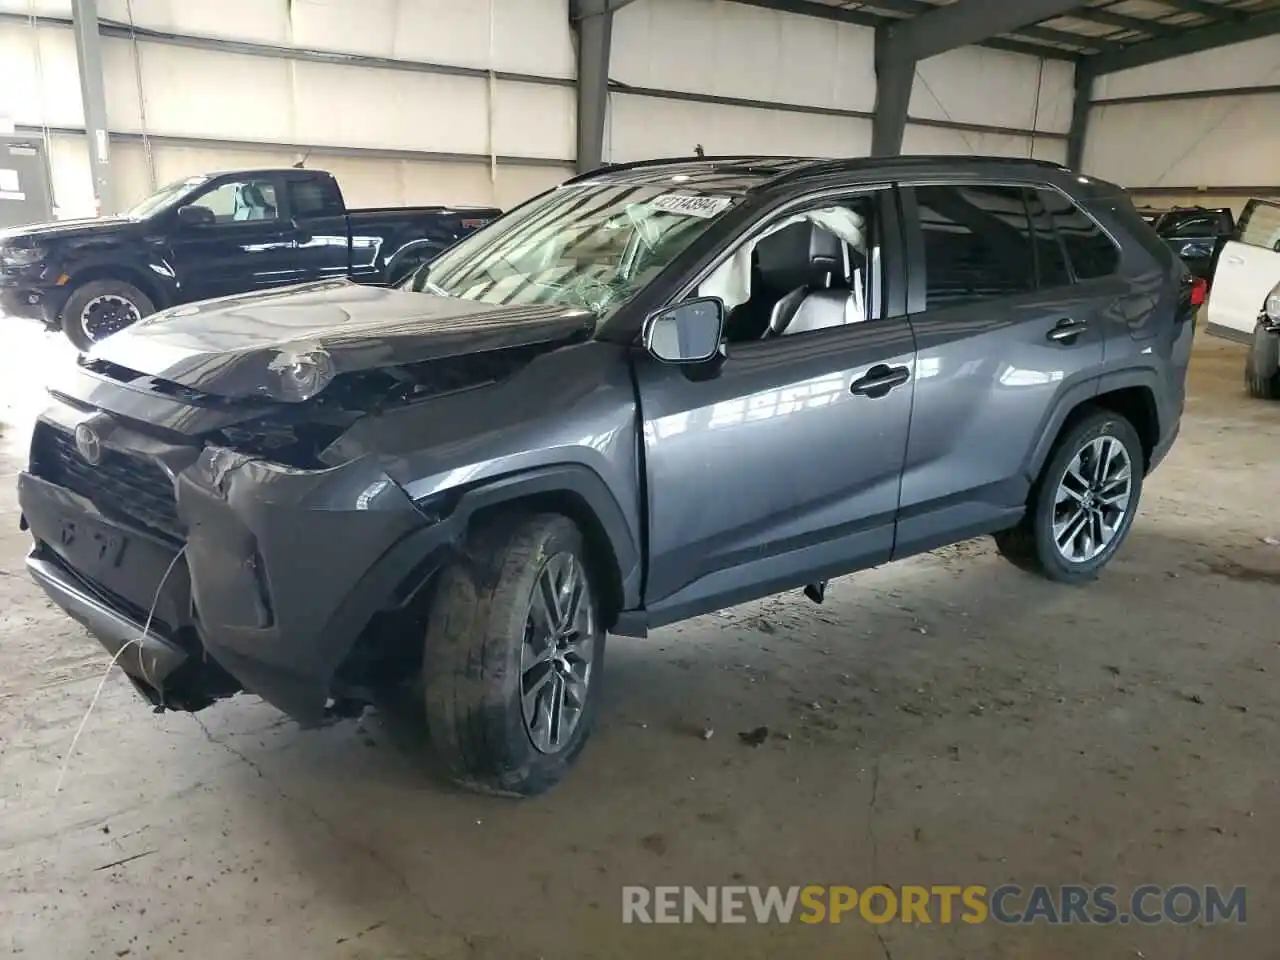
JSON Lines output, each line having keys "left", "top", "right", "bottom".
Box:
{"left": 1206, "top": 198, "right": 1280, "bottom": 399}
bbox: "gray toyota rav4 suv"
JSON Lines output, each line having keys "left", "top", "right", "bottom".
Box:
{"left": 20, "top": 156, "right": 1194, "bottom": 796}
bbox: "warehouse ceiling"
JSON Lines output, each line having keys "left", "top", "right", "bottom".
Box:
{"left": 732, "top": 0, "right": 1280, "bottom": 69}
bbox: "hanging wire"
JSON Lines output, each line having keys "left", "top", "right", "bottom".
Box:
{"left": 125, "top": 0, "right": 157, "bottom": 190}
{"left": 1028, "top": 56, "right": 1045, "bottom": 160}
{"left": 26, "top": 0, "right": 56, "bottom": 209}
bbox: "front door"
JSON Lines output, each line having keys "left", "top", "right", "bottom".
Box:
{"left": 166, "top": 175, "right": 300, "bottom": 304}
{"left": 635, "top": 189, "right": 915, "bottom": 626}
{"left": 1207, "top": 200, "right": 1280, "bottom": 340}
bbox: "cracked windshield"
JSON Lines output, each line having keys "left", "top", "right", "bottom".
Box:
{"left": 405, "top": 184, "right": 735, "bottom": 316}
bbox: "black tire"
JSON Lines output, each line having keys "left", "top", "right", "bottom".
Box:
{"left": 995, "top": 409, "right": 1145, "bottom": 584}
{"left": 61, "top": 279, "right": 155, "bottom": 350}
{"left": 422, "top": 513, "right": 605, "bottom": 797}
{"left": 1245, "top": 323, "right": 1280, "bottom": 400}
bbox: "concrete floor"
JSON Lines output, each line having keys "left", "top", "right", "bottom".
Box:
{"left": 0, "top": 321, "right": 1276, "bottom": 959}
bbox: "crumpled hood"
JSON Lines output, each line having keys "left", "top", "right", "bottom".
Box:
{"left": 87, "top": 280, "right": 598, "bottom": 401}
{"left": 0, "top": 217, "right": 136, "bottom": 245}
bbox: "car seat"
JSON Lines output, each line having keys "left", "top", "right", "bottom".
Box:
{"left": 766, "top": 225, "right": 849, "bottom": 337}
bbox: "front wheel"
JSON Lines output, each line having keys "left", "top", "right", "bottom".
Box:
{"left": 61, "top": 279, "right": 155, "bottom": 350}
{"left": 422, "top": 514, "right": 605, "bottom": 797}
{"left": 1245, "top": 323, "right": 1280, "bottom": 400}
{"left": 995, "top": 410, "right": 1144, "bottom": 584}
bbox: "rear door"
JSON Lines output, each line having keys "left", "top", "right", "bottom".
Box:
{"left": 285, "top": 173, "right": 351, "bottom": 285}
{"left": 894, "top": 182, "right": 1110, "bottom": 557}
{"left": 1206, "top": 199, "right": 1280, "bottom": 340}
{"left": 166, "top": 174, "right": 300, "bottom": 302}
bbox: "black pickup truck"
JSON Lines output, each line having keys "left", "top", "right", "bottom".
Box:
{"left": 0, "top": 168, "right": 499, "bottom": 348}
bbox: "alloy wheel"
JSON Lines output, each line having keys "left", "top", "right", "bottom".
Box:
{"left": 1052, "top": 435, "right": 1133, "bottom": 564}
{"left": 519, "top": 552, "right": 596, "bottom": 754}
{"left": 81, "top": 294, "right": 141, "bottom": 342}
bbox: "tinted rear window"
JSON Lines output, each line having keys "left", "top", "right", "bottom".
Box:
{"left": 1036, "top": 188, "right": 1121, "bottom": 281}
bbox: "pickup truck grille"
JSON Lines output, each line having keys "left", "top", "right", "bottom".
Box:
{"left": 31, "top": 423, "right": 183, "bottom": 539}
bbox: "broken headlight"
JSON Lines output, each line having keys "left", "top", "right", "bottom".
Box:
{"left": 264, "top": 347, "right": 336, "bottom": 402}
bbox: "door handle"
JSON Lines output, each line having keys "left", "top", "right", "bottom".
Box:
{"left": 1225, "top": 255, "right": 1245, "bottom": 265}
{"left": 851, "top": 364, "right": 910, "bottom": 398}
{"left": 1046, "top": 319, "right": 1087, "bottom": 344}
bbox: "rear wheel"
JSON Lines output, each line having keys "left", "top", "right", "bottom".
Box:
{"left": 995, "top": 410, "right": 1144, "bottom": 584}
{"left": 422, "top": 513, "right": 604, "bottom": 797}
{"left": 1245, "top": 323, "right": 1280, "bottom": 400}
{"left": 61, "top": 279, "right": 155, "bottom": 350}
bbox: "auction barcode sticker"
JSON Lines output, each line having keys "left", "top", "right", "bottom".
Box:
{"left": 650, "top": 194, "right": 733, "bottom": 219}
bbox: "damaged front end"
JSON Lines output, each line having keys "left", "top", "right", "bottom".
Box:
{"left": 20, "top": 319, "right": 586, "bottom": 725}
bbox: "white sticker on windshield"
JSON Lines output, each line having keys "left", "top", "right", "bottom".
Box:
{"left": 650, "top": 194, "right": 732, "bottom": 219}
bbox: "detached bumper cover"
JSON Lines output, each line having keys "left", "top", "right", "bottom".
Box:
{"left": 20, "top": 425, "right": 457, "bottom": 726}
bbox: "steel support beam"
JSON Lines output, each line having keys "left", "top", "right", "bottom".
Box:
{"left": 1088, "top": 9, "right": 1280, "bottom": 75}
{"left": 70, "top": 0, "right": 112, "bottom": 214}
{"left": 728, "top": 0, "right": 1079, "bottom": 60}
{"left": 571, "top": 0, "right": 637, "bottom": 174}
{"left": 1066, "top": 63, "right": 1094, "bottom": 171}
{"left": 871, "top": 26, "right": 913, "bottom": 157}
{"left": 884, "top": 0, "right": 1087, "bottom": 61}
{"left": 871, "top": 0, "right": 1082, "bottom": 157}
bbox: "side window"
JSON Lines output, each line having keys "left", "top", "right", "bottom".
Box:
{"left": 697, "top": 194, "right": 883, "bottom": 343}
{"left": 1237, "top": 200, "right": 1280, "bottom": 251}
{"left": 1036, "top": 188, "right": 1120, "bottom": 280}
{"left": 915, "top": 184, "right": 1035, "bottom": 307}
{"left": 1027, "top": 190, "right": 1072, "bottom": 289}
{"left": 190, "top": 179, "right": 278, "bottom": 224}
{"left": 288, "top": 177, "right": 343, "bottom": 218}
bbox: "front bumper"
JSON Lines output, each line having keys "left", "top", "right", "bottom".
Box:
{"left": 0, "top": 276, "right": 69, "bottom": 324}
{"left": 20, "top": 411, "right": 458, "bottom": 725}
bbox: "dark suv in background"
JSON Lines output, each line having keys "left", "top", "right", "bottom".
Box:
{"left": 19, "top": 156, "right": 1194, "bottom": 797}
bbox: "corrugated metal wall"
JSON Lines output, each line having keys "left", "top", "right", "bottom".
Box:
{"left": 0, "top": 0, "right": 574, "bottom": 216}
{"left": 608, "top": 0, "right": 1073, "bottom": 165}
{"left": 1085, "top": 33, "right": 1280, "bottom": 201}
{"left": 3, "top": 0, "right": 1273, "bottom": 222}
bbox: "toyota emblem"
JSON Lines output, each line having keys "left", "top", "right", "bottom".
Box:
{"left": 74, "top": 423, "right": 103, "bottom": 465}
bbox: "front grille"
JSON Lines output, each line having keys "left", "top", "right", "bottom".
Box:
{"left": 31, "top": 423, "right": 183, "bottom": 539}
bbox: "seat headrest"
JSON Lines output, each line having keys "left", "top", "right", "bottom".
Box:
{"left": 756, "top": 222, "right": 843, "bottom": 291}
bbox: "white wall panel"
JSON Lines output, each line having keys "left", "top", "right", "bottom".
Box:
{"left": 0, "top": 22, "right": 83, "bottom": 127}
{"left": 612, "top": 0, "right": 876, "bottom": 113}
{"left": 47, "top": 132, "right": 96, "bottom": 217}
{"left": 902, "top": 123, "right": 1067, "bottom": 165}
{"left": 1085, "top": 95, "right": 1280, "bottom": 188}
{"left": 608, "top": 93, "right": 871, "bottom": 163}
{"left": 96, "top": 0, "right": 575, "bottom": 77}
{"left": 491, "top": 82, "right": 575, "bottom": 160}
{"left": 105, "top": 138, "right": 565, "bottom": 213}
{"left": 0, "top": 0, "right": 71, "bottom": 13}
{"left": 1093, "top": 34, "right": 1280, "bottom": 100}
{"left": 911, "top": 48, "right": 1074, "bottom": 134}
{"left": 98, "top": 0, "right": 293, "bottom": 45}
{"left": 99, "top": 38, "right": 573, "bottom": 161}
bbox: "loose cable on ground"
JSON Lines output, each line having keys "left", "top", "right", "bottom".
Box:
{"left": 54, "top": 547, "right": 187, "bottom": 796}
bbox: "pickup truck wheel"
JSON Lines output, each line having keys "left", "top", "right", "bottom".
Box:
{"left": 422, "top": 513, "right": 604, "bottom": 797}
{"left": 995, "top": 410, "right": 1144, "bottom": 584}
{"left": 1245, "top": 323, "right": 1280, "bottom": 400}
{"left": 61, "top": 280, "right": 155, "bottom": 350}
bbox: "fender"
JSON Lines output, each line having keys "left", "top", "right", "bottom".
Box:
{"left": 61, "top": 250, "right": 178, "bottom": 311}
{"left": 444, "top": 463, "right": 643, "bottom": 612}
{"left": 1023, "top": 367, "right": 1161, "bottom": 482}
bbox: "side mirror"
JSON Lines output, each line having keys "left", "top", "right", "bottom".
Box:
{"left": 176, "top": 205, "right": 215, "bottom": 228}
{"left": 643, "top": 297, "right": 725, "bottom": 364}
